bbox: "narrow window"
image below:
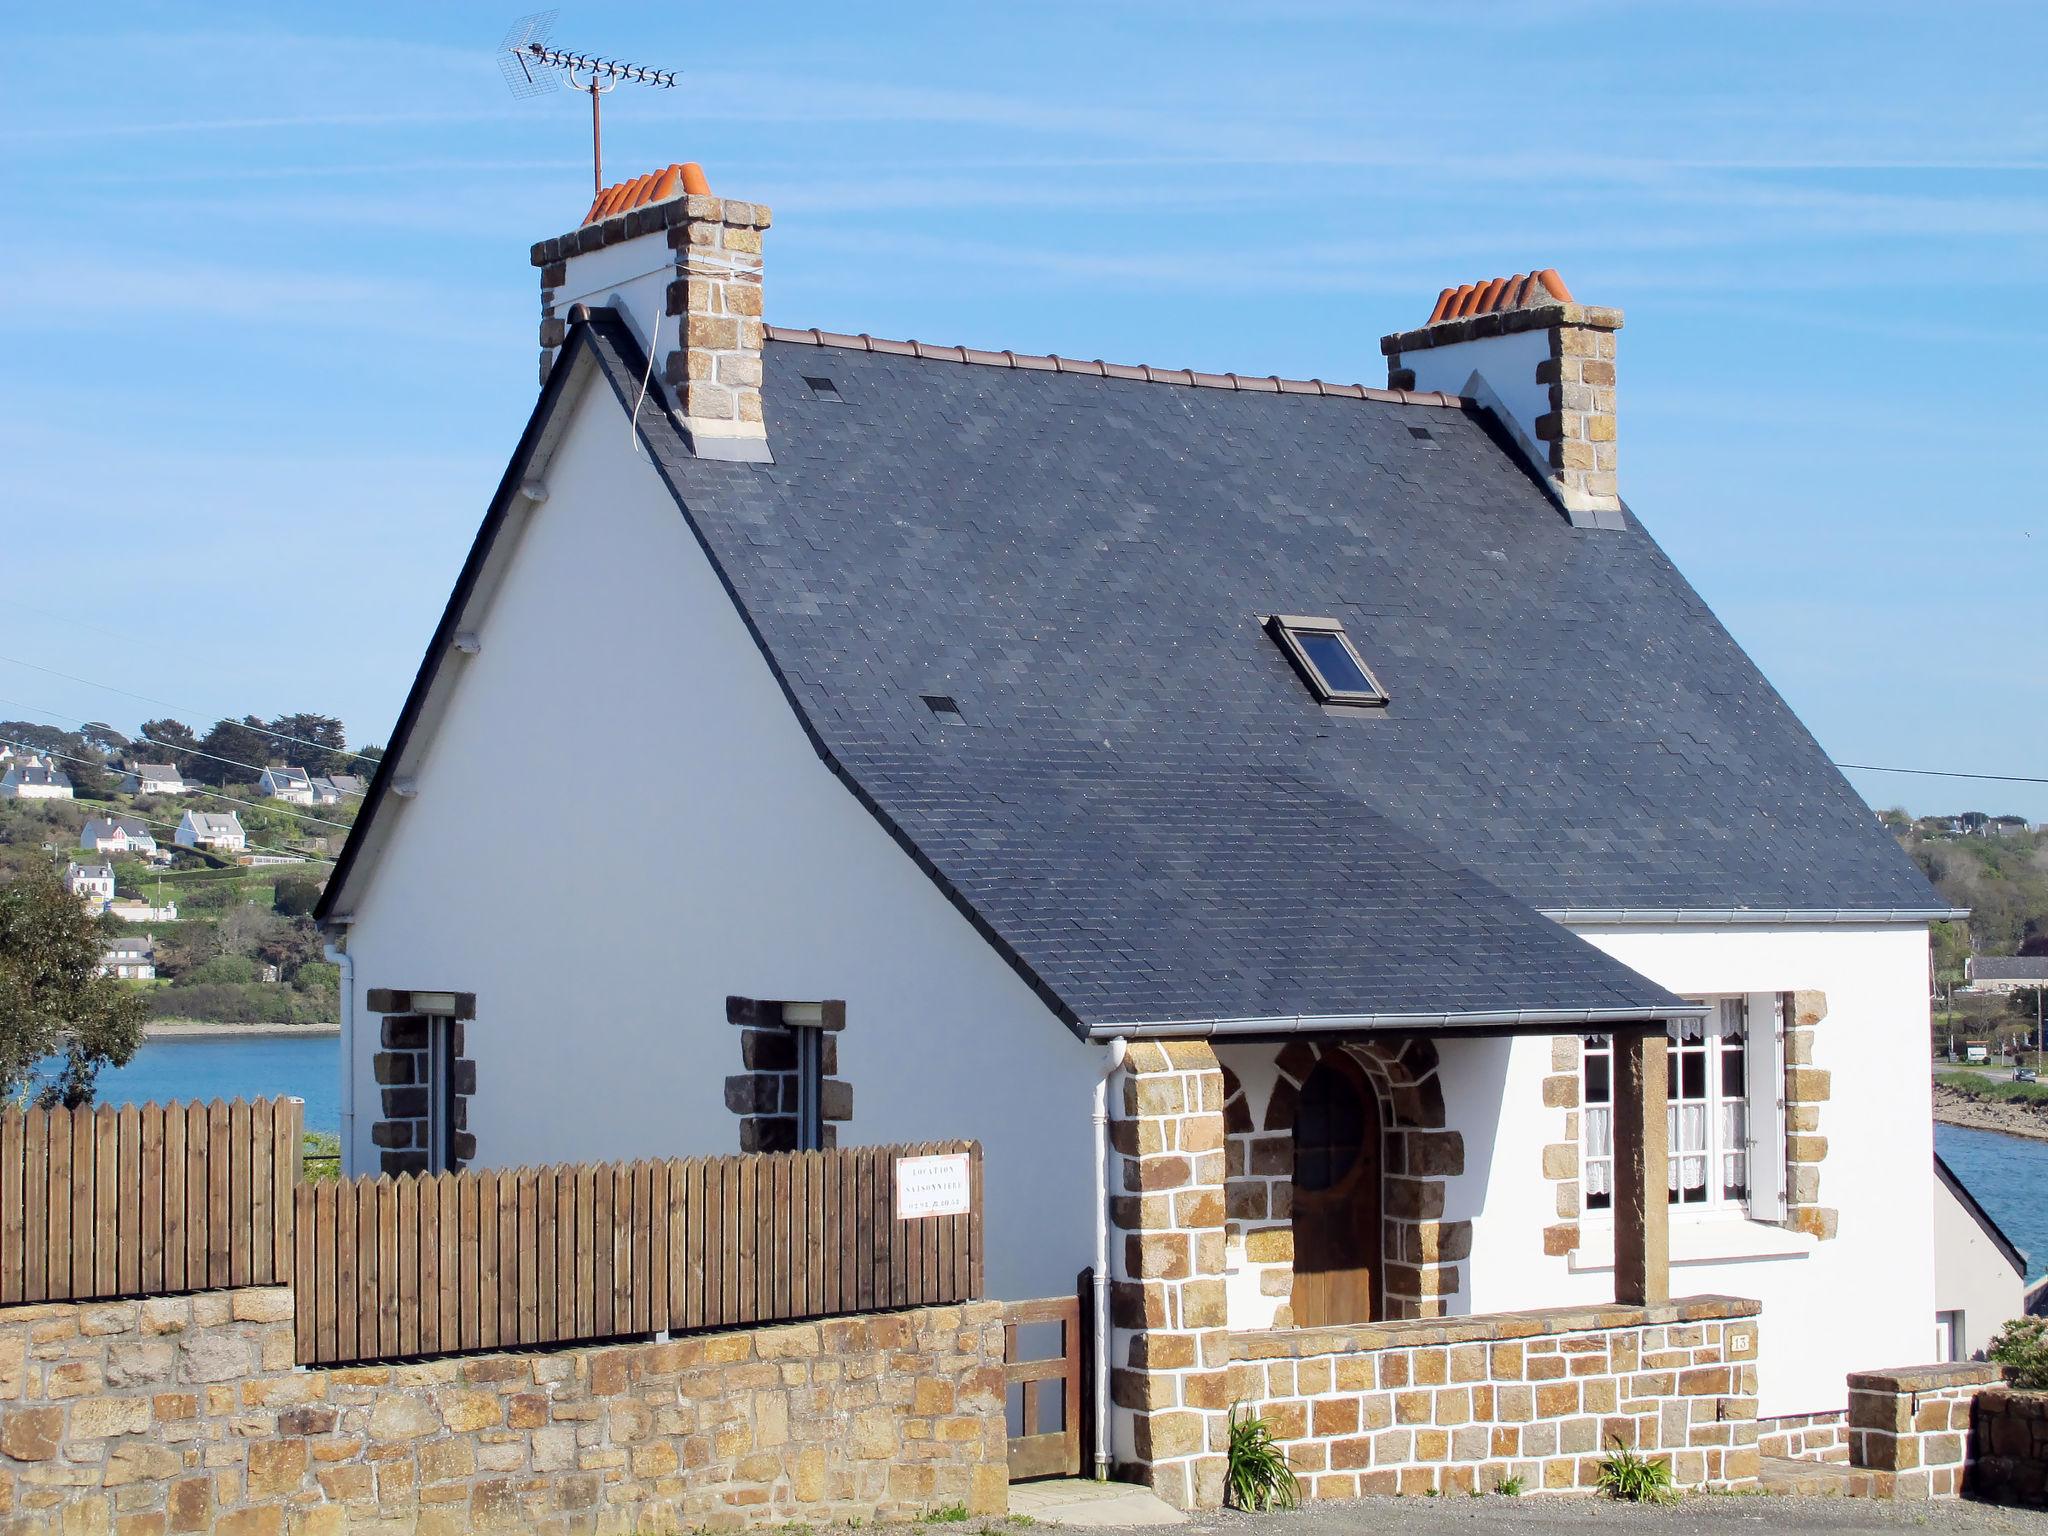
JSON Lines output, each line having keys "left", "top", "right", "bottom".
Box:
{"left": 1266, "top": 616, "right": 1388, "bottom": 707}
{"left": 783, "top": 1002, "right": 828, "bottom": 1151}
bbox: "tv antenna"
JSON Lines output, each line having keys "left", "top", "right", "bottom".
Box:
{"left": 498, "top": 12, "right": 678, "bottom": 196}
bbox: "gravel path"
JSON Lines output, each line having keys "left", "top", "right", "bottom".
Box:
{"left": 1108, "top": 1494, "right": 2048, "bottom": 1536}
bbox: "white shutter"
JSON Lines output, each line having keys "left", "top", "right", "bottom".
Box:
{"left": 1745, "top": 992, "right": 1787, "bottom": 1223}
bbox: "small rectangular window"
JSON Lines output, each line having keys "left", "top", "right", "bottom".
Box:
{"left": 1582, "top": 998, "right": 1753, "bottom": 1216}
{"left": 1267, "top": 616, "right": 1388, "bottom": 707}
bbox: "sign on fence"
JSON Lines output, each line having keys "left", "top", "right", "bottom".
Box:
{"left": 293, "top": 1139, "right": 981, "bottom": 1366}
{"left": 895, "top": 1152, "right": 973, "bottom": 1218}
{"left": 0, "top": 1098, "right": 302, "bottom": 1306}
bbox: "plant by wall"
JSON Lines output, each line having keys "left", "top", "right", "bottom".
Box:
{"left": 1595, "top": 1442, "right": 1678, "bottom": 1505}
{"left": 1989, "top": 1317, "right": 2048, "bottom": 1388}
{"left": 1225, "top": 1405, "right": 1301, "bottom": 1512}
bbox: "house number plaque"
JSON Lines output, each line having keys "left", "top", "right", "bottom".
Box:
{"left": 894, "top": 1153, "right": 972, "bottom": 1218}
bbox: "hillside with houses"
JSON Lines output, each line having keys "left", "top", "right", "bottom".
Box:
{"left": 0, "top": 714, "right": 376, "bottom": 1026}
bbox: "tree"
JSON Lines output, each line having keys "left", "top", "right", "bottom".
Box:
{"left": 273, "top": 876, "right": 322, "bottom": 917}
{"left": 0, "top": 871, "right": 147, "bottom": 1107}
{"left": 136, "top": 718, "right": 200, "bottom": 777}
{"left": 189, "top": 717, "right": 270, "bottom": 786}
{"left": 266, "top": 714, "right": 349, "bottom": 777}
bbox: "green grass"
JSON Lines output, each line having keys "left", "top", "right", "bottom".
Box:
{"left": 1935, "top": 1071, "right": 2048, "bottom": 1105}
{"left": 1494, "top": 1475, "right": 1525, "bottom": 1496}
{"left": 916, "top": 1505, "right": 970, "bottom": 1525}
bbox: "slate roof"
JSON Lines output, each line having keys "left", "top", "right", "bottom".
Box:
{"left": 323, "top": 309, "right": 1943, "bottom": 1034}
{"left": 1968, "top": 957, "right": 2048, "bottom": 983}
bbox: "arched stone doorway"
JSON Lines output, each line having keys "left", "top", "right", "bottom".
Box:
{"left": 1289, "top": 1054, "right": 1384, "bottom": 1326}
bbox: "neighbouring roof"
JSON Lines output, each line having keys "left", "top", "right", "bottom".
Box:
{"left": 6, "top": 764, "right": 70, "bottom": 787}
{"left": 1969, "top": 956, "right": 2048, "bottom": 982}
{"left": 82, "top": 817, "right": 152, "bottom": 839}
{"left": 1936, "top": 1153, "right": 2027, "bottom": 1277}
{"left": 184, "top": 812, "right": 243, "bottom": 834}
{"left": 265, "top": 766, "right": 311, "bottom": 785}
{"left": 128, "top": 763, "right": 180, "bottom": 777}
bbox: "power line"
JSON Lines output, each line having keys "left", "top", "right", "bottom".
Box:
{"left": 1835, "top": 763, "right": 2048, "bottom": 788}
{"left": 0, "top": 651, "right": 381, "bottom": 772}
{"left": 35, "top": 797, "right": 335, "bottom": 869}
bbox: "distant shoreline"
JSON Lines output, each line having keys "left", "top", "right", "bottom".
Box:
{"left": 142, "top": 1021, "right": 340, "bottom": 1041}
{"left": 1934, "top": 1084, "right": 2048, "bottom": 1145}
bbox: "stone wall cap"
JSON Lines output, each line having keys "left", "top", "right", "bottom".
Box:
{"left": 1227, "top": 1293, "right": 1759, "bottom": 1360}
{"left": 1847, "top": 1362, "right": 2005, "bottom": 1393}
{"left": 763, "top": 326, "right": 1469, "bottom": 410}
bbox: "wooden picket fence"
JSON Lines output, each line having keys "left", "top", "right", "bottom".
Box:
{"left": 0, "top": 1098, "right": 301, "bottom": 1305}
{"left": 292, "top": 1140, "right": 981, "bottom": 1366}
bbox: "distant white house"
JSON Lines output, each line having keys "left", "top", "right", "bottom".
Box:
{"left": 120, "top": 762, "right": 187, "bottom": 796}
{"left": 240, "top": 853, "right": 307, "bottom": 867}
{"left": 107, "top": 897, "right": 179, "bottom": 923}
{"left": 99, "top": 935, "right": 155, "bottom": 981}
{"left": 80, "top": 816, "right": 158, "bottom": 858}
{"left": 176, "top": 809, "right": 246, "bottom": 852}
{"left": 259, "top": 766, "right": 315, "bottom": 805}
{"left": 64, "top": 861, "right": 115, "bottom": 909}
{"left": 309, "top": 773, "right": 367, "bottom": 806}
{"left": 1935, "top": 1154, "right": 2028, "bottom": 1361}
{"left": 1, "top": 762, "right": 73, "bottom": 800}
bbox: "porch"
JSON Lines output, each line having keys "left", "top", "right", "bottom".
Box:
{"left": 1106, "top": 1030, "right": 1742, "bottom": 1507}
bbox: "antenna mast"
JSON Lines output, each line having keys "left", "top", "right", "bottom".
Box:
{"left": 498, "top": 12, "right": 679, "bottom": 195}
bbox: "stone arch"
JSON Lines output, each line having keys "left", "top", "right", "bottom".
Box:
{"left": 1248, "top": 1038, "right": 1466, "bottom": 1321}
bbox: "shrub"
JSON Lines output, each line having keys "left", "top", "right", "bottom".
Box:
{"left": 274, "top": 876, "right": 322, "bottom": 917}
{"left": 1990, "top": 1317, "right": 2048, "bottom": 1387}
{"left": 181, "top": 955, "right": 258, "bottom": 986}
{"left": 1225, "top": 1405, "right": 1300, "bottom": 1511}
{"left": 1494, "top": 1474, "right": 1525, "bottom": 1496}
{"left": 1595, "top": 1443, "right": 1678, "bottom": 1505}
{"left": 294, "top": 960, "right": 340, "bottom": 996}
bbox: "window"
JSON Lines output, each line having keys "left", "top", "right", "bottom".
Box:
{"left": 1582, "top": 999, "right": 1757, "bottom": 1215}
{"left": 782, "top": 1002, "right": 829, "bottom": 1152}
{"left": 1935, "top": 1310, "right": 1964, "bottom": 1364}
{"left": 1266, "top": 616, "right": 1388, "bottom": 707}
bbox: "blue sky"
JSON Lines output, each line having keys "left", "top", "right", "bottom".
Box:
{"left": 3, "top": 2, "right": 2044, "bottom": 815}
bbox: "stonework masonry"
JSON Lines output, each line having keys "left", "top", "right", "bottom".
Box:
{"left": 534, "top": 194, "right": 771, "bottom": 462}
{"left": 1229, "top": 1297, "right": 1763, "bottom": 1499}
{"left": 1757, "top": 1408, "right": 1849, "bottom": 1464}
{"left": 723, "top": 998, "right": 851, "bottom": 1153}
{"left": 1964, "top": 1384, "right": 2048, "bottom": 1506}
{"left": 364, "top": 992, "right": 477, "bottom": 1178}
{"left": 1846, "top": 1362, "right": 1999, "bottom": 1498}
{"left": 1784, "top": 991, "right": 1838, "bottom": 1241}
{"left": 1380, "top": 298, "right": 1623, "bottom": 521}
{"left": 0, "top": 1288, "right": 1005, "bottom": 1533}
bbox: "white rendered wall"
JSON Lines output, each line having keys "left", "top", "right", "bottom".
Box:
{"left": 558, "top": 235, "right": 673, "bottom": 356}
{"left": 1450, "top": 923, "right": 1936, "bottom": 1417}
{"left": 1934, "top": 1173, "right": 2026, "bottom": 1360}
{"left": 1395, "top": 328, "right": 1551, "bottom": 445}
{"left": 339, "top": 377, "right": 1105, "bottom": 1303}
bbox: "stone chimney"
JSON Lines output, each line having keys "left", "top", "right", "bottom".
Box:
{"left": 1380, "top": 271, "right": 1623, "bottom": 527}
{"left": 530, "top": 162, "right": 773, "bottom": 463}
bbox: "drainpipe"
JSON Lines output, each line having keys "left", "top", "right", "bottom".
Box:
{"left": 1091, "top": 1037, "right": 1127, "bottom": 1482}
{"left": 324, "top": 941, "right": 355, "bottom": 1176}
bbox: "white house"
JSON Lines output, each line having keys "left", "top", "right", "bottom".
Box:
{"left": 176, "top": 809, "right": 246, "bottom": 852}
{"left": 1933, "top": 1154, "right": 2027, "bottom": 1361}
{"left": 1, "top": 762, "right": 73, "bottom": 799}
{"left": 309, "top": 773, "right": 367, "bottom": 806}
{"left": 120, "top": 762, "right": 187, "bottom": 796}
{"left": 98, "top": 934, "right": 155, "bottom": 981}
{"left": 63, "top": 861, "right": 115, "bottom": 909}
{"left": 1963, "top": 956, "right": 2048, "bottom": 994}
{"left": 317, "top": 168, "right": 1962, "bottom": 1505}
{"left": 259, "top": 766, "right": 315, "bottom": 805}
{"left": 80, "top": 816, "right": 158, "bottom": 858}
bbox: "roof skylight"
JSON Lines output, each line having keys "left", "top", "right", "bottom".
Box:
{"left": 1267, "top": 616, "right": 1388, "bottom": 707}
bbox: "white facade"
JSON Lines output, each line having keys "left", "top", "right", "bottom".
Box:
{"left": 99, "top": 940, "right": 155, "bottom": 981}
{"left": 1, "top": 764, "right": 73, "bottom": 799}
{"left": 81, "top": 818, "right": 157, "bottom": 857}
{"left": 333, "top": 378, "right": 1103, "bottom": 1304}
{"left": 176, "top": 810, "right": 246, "bottom": 852}
{"left": 107, "top": 898, "right": 179, "bottom": 923}
{"left": 1934, "top": 1158, "right": 2026, "bottom": 1361}
{"left": 260, "top": 767, "right": 316, "bottom": 805}
{"left": 65, "top": 862, "right": 116, "bottom": 908}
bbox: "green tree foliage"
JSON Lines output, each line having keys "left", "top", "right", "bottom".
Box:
{"left": 189, "top": 717, "right": 271, "bottom": 786}
{"left": 265, "top": 714, "right": 349, "bottom": 777}
{"left": 273, "top": 876, "right": 322, "bottom": 917}
{"left": 0, "top": 871, "right": 147, "bottom": 1107}
{"left": 136, "top": 718, "right": 200, "bottom": 777}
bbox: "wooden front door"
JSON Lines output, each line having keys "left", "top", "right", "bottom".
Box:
{"left": 1289, "top": 1057, "right": 1384, "bottom": 1327}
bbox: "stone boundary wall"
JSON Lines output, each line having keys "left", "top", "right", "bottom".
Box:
{"left": 1757, "top": 1408, "right": 1848, "bottom": 1463}
{"left": 1226, "top": 1296, "right": 1762, "bottom": 1499}
{"left": 0, "top": 1288, "right": 1005, "bottom": 1533}
{"left": 1966, "top": 1386, "right": 2048, "bottom": 1506}
{"left": 1843, "top": 1362, "right": 1999, "bottom": 1499}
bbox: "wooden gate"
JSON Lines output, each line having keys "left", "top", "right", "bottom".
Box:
{"left": 1002, "top": 1274, "right": 1088, "bottom": 1481}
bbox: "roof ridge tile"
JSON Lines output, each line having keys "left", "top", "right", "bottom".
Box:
{"left": 761, "top": 323, "right": 1470, "bottom": 408}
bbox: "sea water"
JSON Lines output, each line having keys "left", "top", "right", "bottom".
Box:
{"left": 74, "top": 1034, "right": 341, "bottom": 1135}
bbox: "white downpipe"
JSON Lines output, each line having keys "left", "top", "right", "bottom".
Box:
{"left": 325, "top": 942, "right": 356, "bottom": 1176}
{"left": 1091, "top": 1037, "right": 1127, "bottom": 1481}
